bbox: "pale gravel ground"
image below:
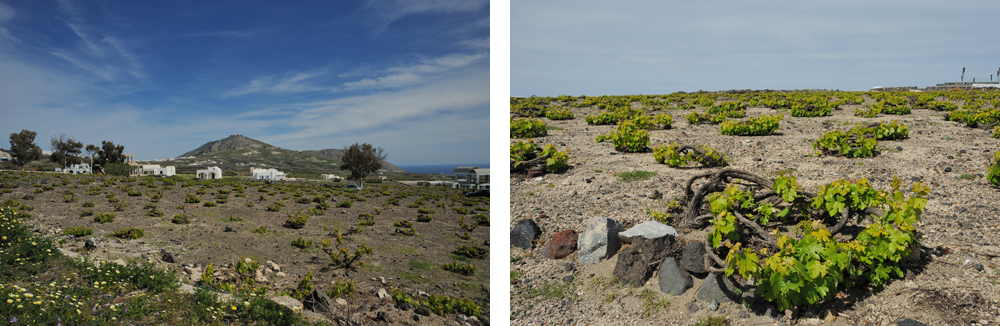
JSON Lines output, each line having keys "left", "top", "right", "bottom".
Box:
{"left": 511, "top": 101, "right": 1000, "bottom": 326}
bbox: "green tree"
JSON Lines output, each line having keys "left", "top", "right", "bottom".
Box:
{"left": 94, "top": 141, "right": 126, "bottom": 172}
{"left": 339, "top": 143, "right": 387, "bottom": 188}
{"left": 49, "top": 133, "right": 84, "bottom": 169}
{"left": 85, "top": 144, "right": 99, "bottom": 167}
{"left": 8, "top": 129, "right": 42, "bottom": 170}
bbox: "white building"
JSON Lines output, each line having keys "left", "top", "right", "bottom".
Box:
{"left": 251, "top": 168, "right": 286, "bottom": 181}
{"left": 64, "top": 163, "right": 92, "bottom": 174}
{"left": 0, "top": 151, "right": 10, "bottom": 162}
{"left": 319, "top": 174, "right": 344, "bottom": 181}
{"left": 196, "top": 166, "right": 223, "bottom": 180}
{"left": 444, "top": 166, "right": 490, "bottom": 189}
{"left": 135, "top": 164, "right": 176, "bottom": 177}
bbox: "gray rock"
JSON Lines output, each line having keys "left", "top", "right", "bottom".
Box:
{"left": 685, "top": 301, "right": 699, "bottom": 313}
{"left": 510, "top": 219, "right": 542, "bottom": 249}
{"left": 415, "top": 306, "right": 432, "bottom": 316}
{"left": 896, "top": 318, "right": 929, "bottom": 326}
{"left": 562, "top": 275, "right": 575, "bottom": 282}
{"left": 681, "top": 241, "right": 707, "bottom": 274}
{"left": 613, "top": 234, "right": 674, "bottom": 287}
{"left": 398, "top": 302, "right": 412, "bottom": 311}
{"left": 648, "top": 189, "right": 662, "bottom": 199}
{"left": 974, "top": 263, "right": 984, "bottom": 271}
{"left": 162, "top": 251, "right": 177, "bottom": 263}
{"left": 224, "top": 226, "right": 234, "bottom": 232}
{"left": 618, "top": 221, "right": 678, "bottom": 244}
{"left": 375, "top": 311, "right": 388, "bottom": 322}
{"left": 271, "top": 295, "right": 304, "bottom": 311}
{"left": 578, "top": 217, "right": 624, "bottom": 263}
{"left": 85, "top": 238, "right": 97, "bottom": 250}
{"left": 696, "top": 273, "right": 742, "bottom": 303}
{"left": 302, "top": 289, "right": 333, "bottom": 313}
{"left": 658, "top": 257, "right": 692, "bottom": 296}
{"left": 708, "top": 299, "right": 719, "bottom": 311}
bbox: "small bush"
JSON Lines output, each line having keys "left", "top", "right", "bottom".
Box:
{"left": 718, "top": 114, "right": 782, "bottom": 136}
{"left": 112, "top": 226, "right": 144, "bottom": 239}
{"left": 266, "top": 203, "right": 282, "bottom": 212}
{"left": 854, "top": 105, "right": 881, "bottom": 118}
{"left": 585, "top": 111, "right": 619, "bottom": 125}
{"left": 63, "top": 227, "right": 93, "bottom": 237}
{"left": 545, "top": 107, "right": 574, "bottom": 120}
{"left": 251, "top": 226, "right": 269, "bottom": 235}
{"left": 337, "top": 200, "right": 353, "bottom": 208}
{"left": 442, "top": 261, "right": 476, "bottom": 275}
{"left": 359, "top": 217, "right": 376, "bottom": 226}
{"left": 417, "top": 208, "right": 435, "bottom": 214}
{"left": 94, "top": 212, "right": 115, "bottom": 223}
{"left": 417, "top": 214, "right": 434, "bottom": 222}
{"left": 184, "top": 194, "right": 201, "bottom": 203}
{"left": 82, "top": 201, "right": 95, "bottom": 207}
{"left": 988, "top": 150, "right": 1000, "bottom": 186}
{"left": 203, "top": 201, "right": 217, "bottom": 207}
{"left": 229, "top": 215, "right": 244, "bottom": 221}
{"left": 328, "top": 278, "right": 355, "bottom": 298}
{"left": 172, "top": 214, "right": 191, "bottom": 224}
{"left": 112, "top": 201, "right": 128, "bottom": 211}
{"left": 813, "top": 129, "right": 877, "bottom": 158}
{"left": 80, "top": 209, "right": 94, "bottom": 217}
{"left": 291, "top": 236, "right": 313, "bottom": 249}
{"left": 285, "top": 210, "right": 308, "bottom": 229}
{"left": 510, "top": 117, "right": 547, "bottom": 138}
{"left": 471, "top": 213, "right": 489, "bottom": 225}
{"left": 653, "top": 142, "right": 728, "bottom": 167}
{"left": 453, "top": 245, "right": 487, "bottom": 259}
{"left": 595, "top": 119, "right": 650, "bottom": 152}
{"left": 393, "top": 220, "right": 414, "bottom": 228}
{"left": 395, "top": 227, "right": 416, "bottom": 236}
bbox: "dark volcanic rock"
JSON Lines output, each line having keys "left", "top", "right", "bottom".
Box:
{"left": 681, "top": 241, "right": 707, "bottom": 274}
{"left": 612, "top": 235, "right": 674, "bottom": 287}
{"left": 541, "top": 230, "right": 578, "bottom": 259}
{"left": 527, "top": 170, "right": 544, "bottom": 178}
{"left": 510, "top": 219, "right": 542, "bottom": 249}
{"left": 85, "top": 238, "right": 97, "bottom": 250}
{"left": 896, "top": 318, "right": 929, "bottom": 326}
{"left": 658, "top": 257, "right": 692, "bottom": 296}
{"left": 302, "top": 289, "right": 333, "bottom": 313}
{"left": 696, "top": 273, "right": 742, "bottom": 303}
{"left": 162, "top": 251, "right": 177, "bottom": 263}
{"left": 415, "top": 306, "right": 432, "bottom": 316}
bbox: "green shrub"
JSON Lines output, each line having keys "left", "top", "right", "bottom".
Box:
{"left": 94, "top": 212, "right": 115, "bottom": 223}
{"left": 545, "top": 107, "right": 574, "bottom": 120}
{"left": 873, "top": 120, "right": 909, "bottom": 140}
{"left": 417, "top": 208, "right": 435, "bottom": 214}
{"left": 102, "top": 163, "right": 133, "bottom": 176}
{"left": 993, "top": 125, "right": 1000, "bottom": 138}
{"left": 82, "top": 201, "right": 95, "bottom": 207}
{"left": 813, "top": 129, "right": 877, "bottom": 158}
{"left": 854, "top": 105, "right": 881, "bottom": 118}
{"left": 393, "top": 220, "right": 414, "bottom": 228}
{"left": 112, "top": 201, "right": 128, "bottom": 211}
{"left": 266, "top": 202, "right": 282, "bottom": 212}
{"left": 417, "top": 214, "right": 434, "bottom": 222}
{"left": 442, "top": 261, "right": 476, "bottom": 276}
{"left": 471, "top": 213, "right": 489, "bottom": 225}
{"left": 337, "top": 200, "right": 353, "bottom": 208}
{"left": 328, "top": 278, "right": 355, "bottom": 298}
{"left": 653, "top": 142, "right": 727, "bottom": 167}
{"left": 618, "top": 170, "right": 656, "bottom": 182}
{"left": 203, "top": 201, "right": 217, "bottom": 207}
{"left": 595, "top": 119, "right": 650, "bottom": 152}
{"left": 585, "top": 112, "right": 619, "bottom": 125}
{"left": 184, "top": 193, "right": 201, "bottom": 203}
{"left": 988, "top": 150, "right": 1000, "bottom": 187}
{"left": 358, "top": 217, "right": 376, "bottom": 226}
{"left": 63, "top": 227, "right": 93, "bottom": 237}
{"left": 291, "top": 236, "right": 313, "bottom": 249}
{"left": 426, "top": 294, "right": 483, "bottom": 317}
{"left": 790, "top": 102, "right": 832, "bottom": 117}
{"left": 172, "top": 214, "right": 191, "bottom": 224}
{"left": 80, "top": 209, "right": 94, "bottom": 217}
{"left": 251, "top": 226, "right": 269, "bottom": 235}
{"left": 719, "top": 114, "right": 783, "bottom": 136}
{"left": 112, "top": 226, "right": 144, "bottom": 239}
{"left": 510, "top": 118, "right": 547, "bottom": 138}
{"left": 453, "top": 245, "right": 487, "bottom": 259}
{"left": 285, "top": 210, "right": 308, "bottom": 229}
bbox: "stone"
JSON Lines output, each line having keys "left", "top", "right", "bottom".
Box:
{"left": 618, "top": 221, "right": 678, "bottom": 243}
{"left": 275, "top": 272, "right": 287, "bottom": 277}
{"left": 911, "top": 176, "right": 920, "bottom": 182}
{"left": 823, "top": 309, "right": 837, "bottom": 322}
{"left": 254, "top": 270, "right": 269, "bottom": 283}
{"left": 335, "top": 298, "right": 348, "bottom": 306}
{"left": 302, "top": 289, "right": 333, "bottom": 313}
{"left": 612, "top": 235, "right": 674, "bottom": 287}
{"left": 975, "top": 263, "right": 985, "bottom": 271}
{"left": 398, "top": 302, "right": 412, "bottom": 310}
{"left": 526, "top": 170, "right": 544, "bottom": 178}
{"left": 375, "top": 311, "right": 388, "bottom": 322}
{"left": 658, "top": 257, "right": 692, "bottom": 296}
{"left": 510, "top": 219, "right": 542, "bottom": 249}
{"left": 896, "top": 318, "right": 929, "bottom": 326}
{"left": 562, "top": 275, "right": 575, "bottom": 282}
{"left": 648, "top": 189, "right": 662, "bottom": 199}
{"left": 412, "top": 315, "right": 421, "bottom": 322}
{"left": 270, "top": 295, "right": 303, "bottom": 311}
{"left": 85, "top": 238, "right": 97, "bottom": 250}
{"left": 113, "top": 259, "right": 126, "bottom": 266}
{"left": 379, "top": 277, "right": 386, "bottom": 284}
{"left": 377, "top": 288, "right": 388, "bottom": 299}
{"left": 541, "top": 230, "right": 578, "bottom": 259}
{"left": 685, "top": 301, "right": 699, "bottom": 313}
{"left": 708, "top": 299, "right": 719, "bottom": 311}
{"left": 415, "top": 306, "right": 432, "bottom": 316}
{"left": 753, "top": 302, "right": 781, "bottom": 320}
{"left": 681, "top": 241, "right": 708, "bottom": 274}
{"left": 578, "top": 217, "right": 624, "bottom": 263}
{"left": 483, "top": 240, "right": 490, "bottom": 246}
{"left": 696, "top": 273, "right": 742, "bottom": 303}
{"left": 162, "top": 251, "right": 177, "bottom": 263}
{"left": 224, "top": 226, "right": 234, "bottom": 232}
{"left": 267, "top": 260, "right": 281, "bottom": 271}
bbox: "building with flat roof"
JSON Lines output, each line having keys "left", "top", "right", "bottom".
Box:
{"left": 444, "top": 166, "right": 490, "bottom": 189}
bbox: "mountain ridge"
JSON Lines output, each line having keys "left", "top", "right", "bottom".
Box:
{"left": 176, "top": 135, "right": 406, "bottom": 173}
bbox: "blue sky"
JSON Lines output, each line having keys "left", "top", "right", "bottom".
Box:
{"left": 512, "top": 0, "right": 1000, "bottom": 96}
{"left": 0, "top": 0, "right": 489, "bottom": 165}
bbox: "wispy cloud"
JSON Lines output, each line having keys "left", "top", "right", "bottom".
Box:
{"left": 339, "top": 52, "right": 486, "bottom": 90}
{"left": 362, "top": 0, "right": 487, "bottom": 32}
{"left": 222, "top": 70, "right": 330, "bottom": 98}
{"left": 0, "top": 1, "right": 15, "bottom": 24}
{"left": 181, "top": 29, "right": 271, "bottom": 39}
{"left": 41, "top": 1, "right": 146, "bottom": 82}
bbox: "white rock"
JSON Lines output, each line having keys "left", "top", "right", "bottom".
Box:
{"left": 276, "top": 272, "right": 287, "bottom": 277}
{"left": 379, "top": 277, "right": 386, "bottom": 284}
{"left": 578, "top": 216, "right": 624, "bottom": 263}
{"left": 266, "top": 260, "right": 280, "bottom": 272}
{"left": 418, "top": 290, "right": 429, "bottom": 297}
{"left": 335, "top": 298, "right": 348, "bottom": 306}
{"left": 618, "top": 221, "right": 678, "bottom": 243}
{"left": 377, "top": 288, "right": 387, "bottom": 299}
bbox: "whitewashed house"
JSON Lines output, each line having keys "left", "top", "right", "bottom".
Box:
{"left": 320, "top": 174, "right": 343, "bottom": 181}
{"left": 196, "top": 166, "right": 223, "bottom": 180}
{"left": 251, "top": 168, "right": 286, "bottom": 181}
{"left": 444, "top": 166, "right": 490, "bottom": 189}
{"left": 0, "top": 151, "right": 10, "bottom": 162}
{"left": 135, "top": 165, "right": 176, "bottom": 177}
{"left": 64, "top": 163, "right": 92, "bottom": 175}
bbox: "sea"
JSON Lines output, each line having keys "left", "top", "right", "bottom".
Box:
{"left": 397, "top": 163, "right": 490, "bottom": 175}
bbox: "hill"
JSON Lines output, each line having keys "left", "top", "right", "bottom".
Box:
{"left": 171, "top": 135, "right": 407, "bottom": 176}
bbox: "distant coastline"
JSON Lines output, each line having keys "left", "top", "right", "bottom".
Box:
{"left": 398, "top": 163, "right": 490, "bottom": 175}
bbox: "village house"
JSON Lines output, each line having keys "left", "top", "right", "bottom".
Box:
{"left": 196, "top": 166, "right": 223, "bottom": 180}
{"left": 251, "top": 167, "right": 286, "bottom": 181}
{"left": 0, "top": 150, "right": 10, "bottom": 162}
{"left": 445, "top": 166, "right": 490, "bottom": 189}
{"left": 64, "top": 163, "right": 92, "bottom": 174}
{"left": 319, "top": 174, "right": 344, "bottom": 181}
{"left": 134, "top": 164, "right": 176, "bottom": 177}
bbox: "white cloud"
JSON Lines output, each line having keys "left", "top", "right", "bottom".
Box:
{"left": 339, "top": 52, "right": 486, "bottom": 91}
{"left": 182, "top": 29, "right": 270, "bottom": 39}
{"left": 0, "top": 1, "right": 15, "bottom": 23}
{"left": 222, "top": 70, "right": 329, "bottom": 98}
{"left": 364, "top": 0, "right": 487, "bottom": 24}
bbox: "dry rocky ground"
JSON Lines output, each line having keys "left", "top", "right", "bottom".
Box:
{"left": 0, "top": 173, "right": 490, "bottom": 325}
{"left": 510, "top": 101, "right": 1000, "bottom": 326}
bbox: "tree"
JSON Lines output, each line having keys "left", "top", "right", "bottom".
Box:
{"left": 50, "top": 133, "right": 83, "bottom": 170}
{"left": 338, "top": 143, "right": 386, "bottom": 188}
{"left": 93, "top": 141, "right": 126, "bottom": 172}
{"left": 8, "top": 129, "right": 42, "bottom": 170}
{"left": 85, "top": 144, "right": 99, "bottom": 167}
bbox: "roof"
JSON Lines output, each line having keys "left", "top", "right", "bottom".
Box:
{"left": 469, "top": 168, "right": 490, "bottom": 174}
{"left": 453, "top": 166, "right": 480, "bottom": 174}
